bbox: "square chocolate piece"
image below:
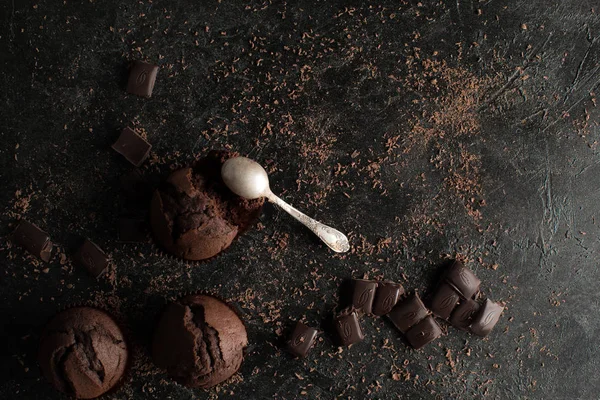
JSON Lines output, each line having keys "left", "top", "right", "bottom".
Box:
{"left": 387, "top": 293, "right": 429, "bottom": 333}
{"left": 118, "top": 218, "right": 148, "bottom": 243}
{"left": 430, "top": 282, "right": 460, "bottom": 319}
{"left": 351, "top": 279, "right": 377, "bottom": 314}
{"left": 449, "top": 299, "right": 481, "bottom": 330}
{"left": 470, "top": 299, "right": 504, "bottom": 337}
{"left": 126, "top": 61, "right": 159, "bottom": 97}
{"left": 334, "top": 309, "right": 364, "bottom": 346}
{"left": 75, "top": 239, "right": 109, "bottom": 278}
{"left": 287, "top": 322, "right": 318, "bottom": 358}
{"left": 12, "top": 220, "right": 53, "bottom": 262}
{"left": 445, "top": 260, "right": 481, "bottom": 299}
{"left": 373, "top": 282, "right": 405, "bottom": 316}
{"left": 405, "top": 315, "right": 442, "bottom": 349}
{"left": 112, "top": 127, "right": 152, "bottom": 167}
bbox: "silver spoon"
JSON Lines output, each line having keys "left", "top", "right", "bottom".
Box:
{"left": 221, "top": 156, "right": 350, "bottom": 253}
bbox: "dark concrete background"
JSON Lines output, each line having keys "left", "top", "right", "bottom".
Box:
{"left": 1, "top": 0, "right": 600, "bottom": 399}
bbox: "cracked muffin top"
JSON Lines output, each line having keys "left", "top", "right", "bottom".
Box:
{"left": 149, "top": 150, "right": 264, "bottom": 261}
{"left": 151, "top": 294, "right": 248, "bottom": 389}
{"left": 38, "top": 307, "right": 128, "bottom": 399}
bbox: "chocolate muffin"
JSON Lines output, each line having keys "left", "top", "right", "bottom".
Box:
{"left": 150, "top": 150, "right": 264, "bottom": 261}
{"left": 38, "top": 307, "right": 128, "bottom": 399}
{"left": 152, "top": 294, "right": 248, "bottom": 389}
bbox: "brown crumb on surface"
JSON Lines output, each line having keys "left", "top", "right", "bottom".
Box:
{"left": 7, "top": 189, "right": 35, "bottom": 219}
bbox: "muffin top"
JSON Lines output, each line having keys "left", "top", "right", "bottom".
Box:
{"left": 150, "top": 150, "right": 264, "bottom": 261}
{"left": 38, "top": 307, "right": 128, "bottom": 399}
{"left": 152, "top": 294, "right": 248, "bottom": 389}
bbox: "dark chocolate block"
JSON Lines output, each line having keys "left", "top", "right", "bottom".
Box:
{"left": 12, "top": 220, "right": 53, "bottom": 262}
{"left": 470, "top": 299, "right": 504, "bottom": 337}
{"left": 387, "top": 293, "right": 429, "bottom": 333}
{"left": 112, "top": 127, "right": 152, "bottom": 167}
{"left": 118, "top": 218, "right": 148, "bottom": 243}
{"left": 373, "top": 282, "right": 404, "bottom": 316}
{"left": 405, "top": 316, "right": 442, "bottom": 349}
{"left": 430, "top": 282, "right": 460, "bottom": 319}
{"left": 126, "top": 61, "right": 158, "bottom": 97}
{"left": 287, "top": 322, "right": 318, "bottom": 358}
{"left": 445, "top": 260, "right": 481, "bottom": 299}
{"left": 75, "top": 239, "right": 109, "bottom": 278}
{"left": 334, "top": 309, "right": 364, "bottom": 346}
{"left": 352, "top": 279, "right": 377, "bottom": 314}
{"left": 449, "top": 299, "right": 481, "bottom": 330}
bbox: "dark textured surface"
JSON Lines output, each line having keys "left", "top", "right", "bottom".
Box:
{"left": 1, "top": 0, "right": 600, "bottom": 398}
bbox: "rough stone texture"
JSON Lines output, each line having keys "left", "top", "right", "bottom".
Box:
{"left": 38, "top": 307, "right": 128, "bottom": 399}
{"left": 2, "top": 0, "right": 600, "bottom": 398}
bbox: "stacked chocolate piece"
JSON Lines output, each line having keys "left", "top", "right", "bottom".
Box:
{"left": 388, "top": 293, "right": 442, "bottom": 349}
{"left": 286, "top": 259, "right": 505, "bottom": 358}
{"left": 330, "top": 279, "right": 444, "bottom": 350}
{"left": 429, "top": 260, "right": 504, "bottom": 337}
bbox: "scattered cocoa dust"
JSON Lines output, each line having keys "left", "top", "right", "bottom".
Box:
{"left": 232, "top": 288, "right": 285, "bottom": 328}
{"left": 445, "top": 348, "right": 457, "bottom": 372}
{"left": 388, "top": 57, "right": 500, "bottom": 226}
{"left": 2, "top": 4, "right": 518, "bottom": 398}
{"left": 7, "top": 188, "right": 35, "bottom": 220}
{"left": 296, "top": 134, "right": 338, "bottom": 206}
{"left": 573, "top": 104, "right": 600, "bottom": 151}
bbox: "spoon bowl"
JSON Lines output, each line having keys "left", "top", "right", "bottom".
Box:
{"left": 222, "top": 157, "right": 270, "bottom": 200}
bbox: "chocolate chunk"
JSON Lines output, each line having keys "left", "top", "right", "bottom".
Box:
{"left": 387, "top": 293, "right": 429, "bottom": 333}
{"left": 112, "top": 127, "right": 152, "bottom": 167}
{"left": 12, "top": 220, "right": 53, "bottom": 262}
{"left": 75, "top": 239, "right": 109, "bottom": 278}
{"left": 126, "top": 61, "right": 159, "bottom": 97}
{"left": 445, "top": 260, "right": 481, "bottom": 299}
{"left": 351, "top": 279, "right": 377, "bottom": 314}
{"left": 449, "top": 299, "right": 481, "bottom": 330}
{"left": 287, "top": 322, "right": 318, "bottom": 358}
{"left": 430, "top": 282, "right": 460, "bottom": 319}
{"left": 334, "top": 309, "right": 364, "bottom": 346}
{"left": 405, "top": 316, "right": 442, "bottom": 349}
{"left": 470, "top": 299, "right": 504, "bottom": 337}
{"left": 118, "top": 218, "right": 148, "bottom": 243}
{"left": 373, "top": 282, "right": 404, "bottom": 316}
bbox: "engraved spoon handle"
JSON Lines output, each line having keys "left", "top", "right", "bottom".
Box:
{"left": 265, "top": 191, "right": 350, "bottom": 253}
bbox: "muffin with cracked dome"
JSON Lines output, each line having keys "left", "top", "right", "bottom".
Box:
{"left": 38, "top": 307, "right": 128, "bottom": 399}
{"left": 152, "top": 294, "right": 248, "bottom": 389}
{"left": 150, "top": 150, "right": 264, "bottom": 261}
